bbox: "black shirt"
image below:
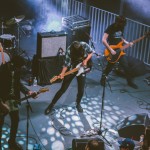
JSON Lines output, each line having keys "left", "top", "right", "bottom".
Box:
{"left": 0, "top": 63, "right": 29, "bottom": 101}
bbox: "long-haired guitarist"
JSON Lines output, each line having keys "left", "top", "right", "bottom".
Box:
{"left": 100, "top": 15, "right": 138, "bottom": 89}
{"left": 0, "top": 54, "right": 35, "bottom": 150}
{"left": 45, "top": 41, "right": 93, "bottom": 114}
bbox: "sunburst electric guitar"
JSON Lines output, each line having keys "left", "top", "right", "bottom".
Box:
{"left": 104, "top": 32, "right": 150, "bottom": 63}
{"left": 0, "top": 88, "right": 49, "bottom": 116}
{"left": 50, "top": 62, "right": 91, "bottom": 84}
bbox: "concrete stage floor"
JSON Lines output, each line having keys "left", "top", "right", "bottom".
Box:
{"left": 2, "top": 63, "right": 150, "bottom": 150}
{"left": 1, "top": 33, "right": 150, "bottom": 150}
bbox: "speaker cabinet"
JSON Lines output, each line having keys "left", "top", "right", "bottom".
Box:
{"left": 72, "top": 138, "right": 104, "bottom": 150}
{"left": 114, "top": 56, "right": 147, "bottom": 77}
{"left": 37, "top": 56, "right": 64, "bottom": 85}
{"left": 62, "top": 26, "right": 91, "bottom": 47}
{"left": 117, "top": 113, "right": 150, "bottom": 141}
{"left": 37, "top": 31, "right": 67, "bottom": 58}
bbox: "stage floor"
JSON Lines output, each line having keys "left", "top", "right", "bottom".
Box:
{"left": 2, "top": 62, "right": 150, "bottom": 150}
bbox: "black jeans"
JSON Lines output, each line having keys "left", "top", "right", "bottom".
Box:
{"left": 50, "top": 73, "right": 86, "bottom": 105}
{"left": 0, "top": 110, "right": 19, "bottom": 148}
{"left": 103, "top": 55, "right": 133, "bottom": 83}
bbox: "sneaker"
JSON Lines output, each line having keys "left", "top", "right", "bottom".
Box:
{"left": 44, "top": 103, "right": 54, "bottom": 115}
{"left": 128, "top": 82, "right": 138, "bottom": 89}
{"left": 76, "top": 104, "right": 83, "bottom": 113}
{"left": 8, "top": 140, "right": 23, "bottom": 150}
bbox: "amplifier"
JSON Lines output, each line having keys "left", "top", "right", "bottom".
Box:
{"left": 62, "top": 15, "right": 90, "bottom": 30}
{"left": 36, "top": 31, "right": 67, "bottom": 58}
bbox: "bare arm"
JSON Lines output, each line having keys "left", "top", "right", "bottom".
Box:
{"left": 82, "top": 52, "right": 93, "bottom": 66}
{"left": 59, "top": 66, "right": 68, "bottom": 79}
{"left": 122, "top": 38, "right": 133, "bottom": 46}
{"left": 102, "top": 33, "right": 116, "bottom": 55}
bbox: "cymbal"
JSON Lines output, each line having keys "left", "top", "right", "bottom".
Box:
{"left": 6, "top": 15, "right": 25, "bottom": 25}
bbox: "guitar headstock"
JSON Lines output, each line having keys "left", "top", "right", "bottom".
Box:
{"left": 145, "top": 31, "right": 150, "bottom": 37}
{"left": 39, "top": 88, "right": 49, "bottom": 93}
{"left": 50, "top": 76, "right": 59, "bottom": 83}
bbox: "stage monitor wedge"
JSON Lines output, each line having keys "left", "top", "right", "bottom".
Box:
{"left": 37, "top": 31, "right": 67, "bottom": 58}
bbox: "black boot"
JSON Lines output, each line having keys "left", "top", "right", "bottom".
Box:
{"left": 76, "top": 103, "right": 83, "bottom": 113}
{"left": 100, "top": 74, "right": 107, "bottom": 86}
{"left": 44, "top": 103, "right": 54, "bottom": 115}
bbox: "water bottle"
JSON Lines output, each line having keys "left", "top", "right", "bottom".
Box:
{"left": 33, "top": 77, "right": 37, "bottom": 86}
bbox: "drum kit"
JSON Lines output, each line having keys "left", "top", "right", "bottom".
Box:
{"left": 0, "top": 15, "right": 27, "bottom": 66}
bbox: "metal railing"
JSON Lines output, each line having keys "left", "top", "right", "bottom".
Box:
{"left": 43, "top": 0, "right": 150, "bottom": 65}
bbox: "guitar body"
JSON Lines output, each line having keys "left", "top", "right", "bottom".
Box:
{"left": 50, "top": 59, "right": 92, "bottom": 83}
{"left": 104, "top": 32, "right": 150, "bottom": 63}
{"left": 104, "top": 41, "right": 126, "bottom": 63}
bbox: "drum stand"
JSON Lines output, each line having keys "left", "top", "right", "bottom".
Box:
{"left": 1, "top": 22, "right": 4, "bottom": 35}
{"left": 16, "top": 22, "right": 26, "bottom": 51}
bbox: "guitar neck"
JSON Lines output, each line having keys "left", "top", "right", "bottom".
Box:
{"left": 121, "top": 35, "right": 146, "bottom": 50}
{"left": 20, "top": 91, "right": 40, "bottom": 101}
{"left": 64, "top": 67, "right": 79, "bottom": 76}
{"left": 0, "top": 43, "right": 5, "bottom": 64}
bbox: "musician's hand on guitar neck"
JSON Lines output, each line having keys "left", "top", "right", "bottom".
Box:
{"left": 28, "top": 91, "right": 37, "bottom": 99}
{"left": 129, "top": 42, "right": 134, "bottom": 47}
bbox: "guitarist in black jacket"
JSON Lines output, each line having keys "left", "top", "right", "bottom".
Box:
{"left": 100, "top": 15, "right": 138, "bottom": 89}
{"left": 0, "top": 55, "right": 34, "bottom": 150}
{"left": 45, "top": 41, "right": 93, "bottom": 114}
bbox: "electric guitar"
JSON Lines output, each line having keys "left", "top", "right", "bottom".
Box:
{"left": 104, "top": 32, "right": 150, "bottom": 63}
{"left": 0, "top": 88, "right": 49, "bottom": 116}
{"left": 0, "top": 42, "right": 6, "bottom": 65}
{"left": 19, "top": 88, "right": 49, "bottom": 102}
{"left": 50, "top": 62, "right": 91, "bottom": 84}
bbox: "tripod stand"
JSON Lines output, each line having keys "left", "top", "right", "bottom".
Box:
{"left": 25, "top": 96, "right": 33, "bottom": 150}
{"left": 97, "top": 77, "right": 112, "bottom": 147}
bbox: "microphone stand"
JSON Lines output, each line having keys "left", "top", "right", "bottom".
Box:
{"left": 90, "top": 38, "right": 112, "bottom": 146}
{"left": 25, "top": 94, "right": 33, "bottom": 150}
{"left": 97, "top": 77, "right": 112, "bottom": 147}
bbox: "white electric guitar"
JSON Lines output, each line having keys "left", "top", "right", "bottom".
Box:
{"left": 50, "top": 63, "right": 91, "bottom": 84}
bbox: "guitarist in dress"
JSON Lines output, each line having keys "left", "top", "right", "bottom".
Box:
{"left": 45, "top": 41, "right": 93, "bottom": 114}
{"left": 100, "top": 15, "right": 138, "bottom": 89}
{"left": 0, "top": 55, "right": 35, "bottom": 150}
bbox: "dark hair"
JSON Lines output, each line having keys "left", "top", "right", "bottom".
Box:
{"left": 87, "top": 140, "right": 102, "bottom": 150}
{"left": 115, "top": 15, "right": 127, "bottom": 26}
{"left": 70, "top": 41, "right": 85, "bottom": 63}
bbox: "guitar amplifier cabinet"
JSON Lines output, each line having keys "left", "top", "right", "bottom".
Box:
{"left": 72, "top": 138, "right": 104, "bottom": 150}
{"left": 37, "top": 31, "right": 67, "bottom": 58}
{"left": 62, "top": 15, "right": 91, "bottom": 47}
